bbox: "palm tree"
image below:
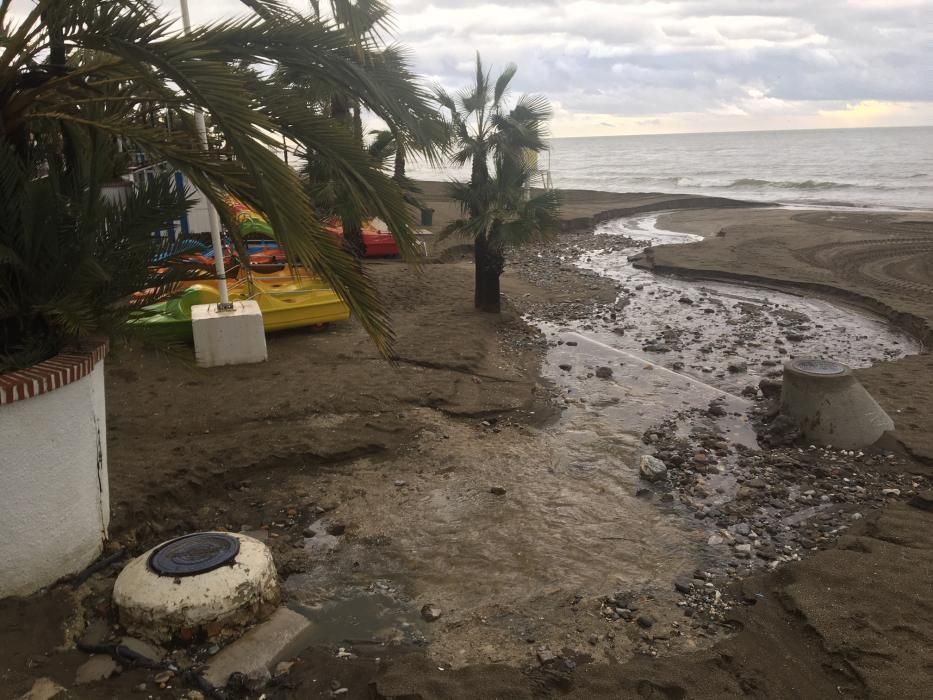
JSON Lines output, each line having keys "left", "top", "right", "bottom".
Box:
{"left": 437, "top": 53, "right": 555, "bottom": 312}
{"left": 0, "top": 0, "right": 438, "bottom": 367}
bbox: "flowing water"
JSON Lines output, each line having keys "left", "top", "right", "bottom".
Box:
{"left": 283, "top": 213, "right": 920, "bottom": 664}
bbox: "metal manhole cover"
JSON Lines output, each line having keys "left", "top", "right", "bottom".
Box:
{"left": 148, "top": 532, "right": 240, "bottom": 577}
{"left": 791, "top": 358, "right": 848, "bottom": 376}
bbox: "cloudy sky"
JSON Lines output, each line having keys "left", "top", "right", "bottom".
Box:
{"left": 16, "top": 0, "right": 933, "bottom": 137}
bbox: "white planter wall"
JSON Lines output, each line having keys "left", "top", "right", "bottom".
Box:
{"left": 0, "top": 344, "right": 110, "bottom": 597}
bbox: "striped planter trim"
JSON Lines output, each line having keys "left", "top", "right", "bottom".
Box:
{"left": 0, "top": 340, "right": 110, "bottom": 406}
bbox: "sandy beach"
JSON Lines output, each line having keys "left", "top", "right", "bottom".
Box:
{"left": 2, "top": 187, "right": 931, "bottom": 699}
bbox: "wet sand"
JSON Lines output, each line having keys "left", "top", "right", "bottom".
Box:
{"left": 638, "top": 207, "right": 933, "bottom": 461}
{"left": 2, "top": 192, "right": 932, "bottom": 699}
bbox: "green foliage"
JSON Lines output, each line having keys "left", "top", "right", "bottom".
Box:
{"left": 0, "top": 0, "right": 440, "bottom": 366}
{"left": 437, "top": 53, "right": 559, "bottom": 311}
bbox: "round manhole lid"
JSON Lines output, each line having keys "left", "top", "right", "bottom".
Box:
{"left": 148, "top": 533, "right": 240, "bottom": 577}
{"left": 790, "top": 358, "right": 848, "bottom": 376}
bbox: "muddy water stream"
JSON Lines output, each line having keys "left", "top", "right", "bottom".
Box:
{"left": 282, "top": 214, "right": 919, "bottom": 667}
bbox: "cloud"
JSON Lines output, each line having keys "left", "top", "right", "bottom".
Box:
{"left": 8, "top": 0, "right": 928, "bottom": 135}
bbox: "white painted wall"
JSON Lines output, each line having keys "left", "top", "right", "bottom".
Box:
{"left": 0, "top": 362, "right": 110, "bottom": 597}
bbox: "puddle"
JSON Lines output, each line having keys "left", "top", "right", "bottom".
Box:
{"left": 287, "top": 587, "right": 427, "bottom": 647}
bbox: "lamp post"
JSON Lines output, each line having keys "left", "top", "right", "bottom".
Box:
{"left": 179, "top": 0, "right": 231, "bottom": 310}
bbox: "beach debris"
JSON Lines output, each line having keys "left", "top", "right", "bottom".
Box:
{"left": 639, "top": 455, "right": 667, "bottom": 482}
{"left": 421, "top": 604, "right": 442, "bottom": 622}
{"left": 75, "top": 656, "right": 121, "bottom": 685}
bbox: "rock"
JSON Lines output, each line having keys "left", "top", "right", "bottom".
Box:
{"left": 909, "top": 491, "right": 933, "bottom": 512}
{"left": 75, "top": 656, "right": 120, "bottom": 685}
{"left": 154, "top": 670, "right": 173, "bottom": 684}
{"left": 636, "top": 615, "right": 655, "bottom": 628}
{"left": 735, "top": 544, "right": 753, "bottom": 554}
{"left": 639, "top": 455, "right": 667, "bottom": 482}
{"left": 881, "top": 488, "right": 901, "bottom": 497}
{"left": 326, "top": 523, "right": 346, "bottom": 536}
{"left": 558, "top": 363, "right": 572, "bottom": 371}
{"left": 120, "top": 636, "right": 165, "bottom": 663}
{"left": 421, "top": 604, "right": 442, "bottom": 622}
{"left": 674, "top": 579, "right": 693, "bottom": 594}
{"left": 536, "top": 648, "right": 557, "bottom": 665}
{"left": 734, "top": 523, "right": 751, "bottom": 536}
{"left": 707, "top": 535, "right": 724, "bottom": 546}
{"left": 17, "top": 678, "right": 66, "bottom": 700}
{"left": 203, "top": 608, "right": 314, "bottom": 689}
{"left": 759, "top": 378, "right": 782, "bottom": 399}
{"left": 678, "top": 296, "right": 694, "bottom": 305}
{"left": 728, "top": 361, "right": 748, "bottom": 373}
{"left": 274, "top": 661, "right": 295, "bottom": 677}
{"left": 785, "top": 332, "right": 805, "bottom": 342}
{"left": 707, "top": 403, "right": 727, "bottom": 417}
{"left": 692, "top": 452, "right": 708, "bottom": 464}
{"left": 565, "top": 341, "right": 578, "bottom": 347}
{"left": 186, "top": 693, "right": 205, "bottom": 700}
{"left": 595, "top": 366, "right": 613, "bottom": 379}
{"left": 489, "top": 486, "right": 507, "bottom": 495}
{"left": 588, "top": 634, "right": 599, "bottom": 646}
{"left": 643, "top": 343, "right": 670, "bottom": 353}
{"left": 612, "top": 327, "right": 625, "bottom": 335}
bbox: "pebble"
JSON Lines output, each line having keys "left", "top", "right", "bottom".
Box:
{"left": 595, "top": 366, "right": 613, "bottom": 379}
{"left": 639, "top": 455, "right": 667, "bottom": 482}
{"left": 421, "top": 604, "right": 442, "bottom": 622}
{"left": 636, "top": 615, "right": 655, "bottom": 628}
{"left": 489, "top": 486, "right": 507, "bottom": 495}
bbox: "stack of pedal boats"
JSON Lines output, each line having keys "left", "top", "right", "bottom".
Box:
{"left": 130, "top": 196, "right": 399, "bottom": 342}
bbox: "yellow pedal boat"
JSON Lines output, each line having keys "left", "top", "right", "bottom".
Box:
{"left": 131, "top": 275, "right": 350, "bottom": 342}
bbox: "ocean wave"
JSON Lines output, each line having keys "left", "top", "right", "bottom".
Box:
{"left": 723, "top": 178, "right": 856, "bottom": 191}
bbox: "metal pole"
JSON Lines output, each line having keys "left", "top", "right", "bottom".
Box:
{"left": 180, "top": 0, "right": 231, "bottom": 310}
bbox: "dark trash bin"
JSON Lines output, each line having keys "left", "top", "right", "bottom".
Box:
{"left": 420, "top": 207, "right": 435, "bottom": 226}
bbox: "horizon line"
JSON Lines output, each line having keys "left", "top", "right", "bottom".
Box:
{"left": 549, "top": 123, "right": 932, "bottom": 141}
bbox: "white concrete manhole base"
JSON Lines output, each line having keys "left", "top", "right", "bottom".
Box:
{"left": 113, "top": 532, "right": 279, "bottom": 643}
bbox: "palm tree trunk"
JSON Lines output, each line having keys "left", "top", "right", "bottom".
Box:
{"left": 393, "top": 140, "right": 406, "bottom": 181}
{"left": 474, "top": 227, "right": 504, "bottom": 313}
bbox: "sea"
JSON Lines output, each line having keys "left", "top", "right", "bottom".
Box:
{"left": 406, "top": 125, "right": 933, "bottom": 211}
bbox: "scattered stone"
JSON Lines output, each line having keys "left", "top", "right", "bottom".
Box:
{"left": 489, "top": 486, "right": 507, "bottom": 496}
{"left": 558, "top": 364, "right": 572, "bottom": 372}
{"left": 674, "top": 579, "right": 693, "bottom": 594}
{"left": 17, "top": 678, "right": 66, "bottom": 700}
{"left": 678, "top": 296, "right": 694, "bottom": 305}
{"left": 909, "top": 491, "right": 933, "bottom": 512}
{"left": 636, "top": 615, "right": 655, "bottom": 628}
{"left": 639, "top": 455, "right": 667, "bottom": 482}
{"left": 274, "top": 661, "right": 295, "bottom": 677}
{"left": 759, "top": 378, "right": 782, "bottom": 398}
{"left": 120, "top": 636, "right": 165, "bottom": 663}
{"left": 421, "top": 604, "right": 442, "bottom": 622}
{"left": 75, "top": 656, "right": 120, "bottom": 685}
{"left": 595, "top": 366, "right": 613, "bottom": 379}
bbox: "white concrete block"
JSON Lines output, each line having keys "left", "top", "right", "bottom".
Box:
{"left": 192, "top": 300, "right": 267, "bottom": 368}
{"left": 113, "top": 533, "right": 280, "bottom": 643}
{"left": 203, "top": 607, "right": 314, "bottom": 689}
